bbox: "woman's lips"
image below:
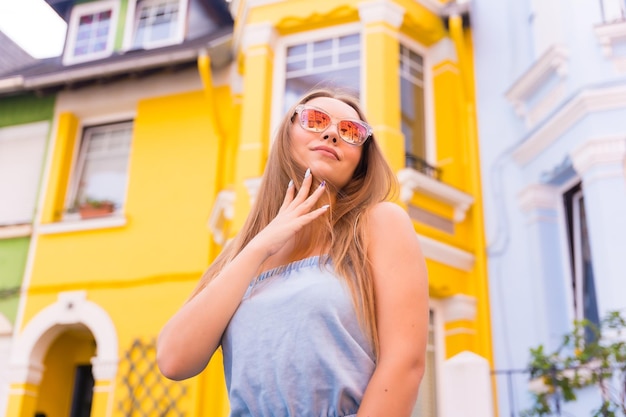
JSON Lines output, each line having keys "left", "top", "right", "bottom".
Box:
{"left": 313, "top": 146, "right": 339, "bottom": 159}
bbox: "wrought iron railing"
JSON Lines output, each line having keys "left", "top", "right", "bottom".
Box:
{"left": 117, "top": 338, "right": 188, "bottom": 417}
{"left": 405, "top": 153, "right": 442, "bottom": 180}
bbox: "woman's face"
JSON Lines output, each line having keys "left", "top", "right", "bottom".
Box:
{"left": 289, "top": 97, "right": 365, "bottom": 190}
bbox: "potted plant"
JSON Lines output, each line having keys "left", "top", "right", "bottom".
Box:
{"left": 77, "top": 198, "right": 115, "bottom": 219}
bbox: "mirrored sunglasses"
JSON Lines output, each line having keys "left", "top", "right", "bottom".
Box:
{"left": 294, "top": 105, "right": 372, "bottom": 146}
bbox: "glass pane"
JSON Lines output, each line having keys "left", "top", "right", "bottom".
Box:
{"left": 75, "top": 124, "right": 133, "bottom": 208}
{"left": 286, "top": 59, "right": 306, "bottom": 73}
{"left": 338, "top": 50, "right": 359, "bottom": 64}
{"left": 313, "top": 55, "right": 332, "bottom": 67}
{"left": 313, "top": 39, "right": 332, "bottom": 52}
{"left": 287, "top": 44, "right": 307, "bottom": 57}
{"left": 339, "top": 33, "right": 359, "bottom": 47}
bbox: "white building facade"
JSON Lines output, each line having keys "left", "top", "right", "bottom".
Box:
{"left": 472, "top": 0, "right": 626, "bottom": 415}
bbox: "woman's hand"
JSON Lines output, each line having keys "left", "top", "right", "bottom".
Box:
{"left": 250, "top": 168, "right": 329, "bottom": 258}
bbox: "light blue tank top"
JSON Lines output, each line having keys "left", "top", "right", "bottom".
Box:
{"left": 221, "top": 256, "right": 375, "bottom": 417}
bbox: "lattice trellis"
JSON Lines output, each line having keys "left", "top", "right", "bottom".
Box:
{"left": 117, "top": 338, "right": 188, "bottom": 417}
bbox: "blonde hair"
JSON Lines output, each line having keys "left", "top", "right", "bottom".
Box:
{"left": 192, "top": 88, "right": 398, "bottom": 357}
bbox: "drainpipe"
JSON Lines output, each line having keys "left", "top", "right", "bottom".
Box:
{"left": 197, "top": 49, "right": 229, "bottom": 258}
{"left": 445, "top": 4, "right": 499, "bottom": 417}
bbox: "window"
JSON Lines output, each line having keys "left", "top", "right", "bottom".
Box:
{"left": 0, "top": 123, "right": 48, "bottom": 226}
{"left": 68, "top": 121, "right": 133, "bottom": 213}
{"left": 563, "top": 183, "right": 600, "bottom": 338}
{"left": 63, "top": 1, "right": 119, "bottom": 65}
{"left": 400, "top": 44, "right": 426, "bottom": 167}
{"left": 130, "top": 0, "right": 185, "bottom": 49}
{"left": 283, "top": 33, "right": 361, "bottom": 113}
{"left": 601, "top": 0, "right": 626, "bottom": 22}
{"left": 411, "top": 310, "right": 438, "bottom": 416}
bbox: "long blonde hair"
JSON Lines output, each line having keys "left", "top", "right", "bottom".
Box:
{"left": 192, "top": 88, "right": 398, "bottom": 356}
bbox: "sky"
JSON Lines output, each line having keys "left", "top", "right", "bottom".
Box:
{"left": 0, "top": 0, "right": 67, "bottom": 58}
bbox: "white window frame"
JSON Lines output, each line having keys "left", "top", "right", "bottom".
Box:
{"left": 64, "top": 118, "right": 134, "bottom": 219}
{"left": 557, "top": 178, "right": 599, "bottom": 326}
{"left": 63, "top": 0, "right": 120, "bottom": 66}
{"left": 398, "top": 37, "right": 434, "bottom": 169}
{"left": 122, "top": 0, "right": 187, "bottom": 51}
{"left": 398, "top": 42, "right": 431, "bottom": 168}
{"left": 271, "top": 23, "right": 364, "bottom": 137}
{"left": 411, "top": 300, "right": 444, "bottom": 417}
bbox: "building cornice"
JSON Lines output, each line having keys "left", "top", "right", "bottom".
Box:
{"left": 517, "top": 183, "right": 560, "bottom": 212}
{"left": 570, "top": 135, "right": 626, "bottom": 177}
{"left": 398, "top": 168, "right": 474, "bottom": 222}
{"left": 512, "top": 84, "right": 626, "bottom": 165}
{"left": 441, "top": 294, "right": 477, "bottom": 322}
{"left": 358, "top": 0, "right": 405, "bottom": 27}
{"left": 417, "top": 234, "right": 475, "bottom": 272}
{"left": 241, "top": 22, "right": 278, "bottom": 52}
{"left": 505, "top": 44, "right": 569, "bottom": 127}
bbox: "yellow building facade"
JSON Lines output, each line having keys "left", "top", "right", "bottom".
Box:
{"left": 3, "top": 0, "right": 493, "bottom": 416}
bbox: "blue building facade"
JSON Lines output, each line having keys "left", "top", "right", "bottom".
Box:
{"left": 472, "top": 0, "right": 626, "bottom": 415}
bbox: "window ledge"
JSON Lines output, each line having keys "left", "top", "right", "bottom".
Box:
{"left": 397, "top": 168, "right": 474, "bottom": 222}
{"left": 505, "top": 44, "right": 569, "bottom": 126}
{"left": 38, "top": 215, "right": 127, "bottom": 235}
{"left": 594, "top": 20, "right": 626, "bottom": 71}
{"left": 0, "top": 224, "right": 33, "bottom": 239}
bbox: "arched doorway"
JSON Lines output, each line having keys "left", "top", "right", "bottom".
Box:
{"left": 6, "top": 291, "right": 118, "bottom": 417}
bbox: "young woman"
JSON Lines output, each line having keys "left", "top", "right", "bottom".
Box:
{"left": 157, "top": 88, "right": 430, "bottom": 417}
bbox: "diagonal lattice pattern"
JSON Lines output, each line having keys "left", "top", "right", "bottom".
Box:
{"left": 117, "top": 338, "right": 188, "bottom": 417}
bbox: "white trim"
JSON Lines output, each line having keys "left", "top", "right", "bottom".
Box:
{"left": 358, "top": 0, "right": 405, "bottom": 27}
{"left": 208, "top": 190, "right": 236, "bottom": 245}
{"left": 122, "top": 0, "right": 188, "bottom": 51}
{"left": 63, "top": 0, "right": 121, "bottom": 66}
{"left": 594, "top": 20, "right": 626, "bottom": 58}
{"left": 0, "top": 225, "right": 32, "bottom": 239}
{"left": 417, "top": 233, "right": 475, "bottom": 272}
{"left": 512, "top": 84, "right": 626, "bottom": 165}
{"left": 9, "top": 291, "right": 119, "bottom": 383}
{"left": 0, "top": 76, "right": 24, "bottom": 92}
{"left": 38, "top": 215, "right": 127, "bottom": 235}
{"left": 0, "top": 314, "right": 11, "bottom": 336}
{"left": 517, "top": 183, "right": 560, "bottom": 212}
{"left": 244, "top": 177, "right": 263, "bottom": 206}
{"left": 505, "top": 44, "right": 568, "bottom": 124}
{"left": 441, "top": 294, "right": 477, "bottom": 322}
{"left": 241, "top": 22, "right": 278, "bottom": 52}
{"left": 428, "top": 38, "right": 458, "bottom": 67}
{"left": 444, "top": 327, "right": 476, "bottom": 336}
{"left": 397, "top": 168, "right": 474, "bottom": 223}
{"left": 230, "top": 0, "right": 283, "bottom": 54}
{"left": 570, "top": 135, "right": 626, "bottom": 177}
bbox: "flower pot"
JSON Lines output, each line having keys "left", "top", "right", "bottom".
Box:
{"left": 78, "top": 202, "right": 115, "bottom": 219}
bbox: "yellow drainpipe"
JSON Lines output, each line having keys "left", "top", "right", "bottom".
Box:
{"left": 448, "top": 11, "right": 499, "bottom": 417}
{"left": 196, "top": 50, "right": 230, "bottom": 417}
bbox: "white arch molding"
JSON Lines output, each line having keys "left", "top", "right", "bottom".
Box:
{"left": 8, "top": 291, "right": 118, "bottom": 385}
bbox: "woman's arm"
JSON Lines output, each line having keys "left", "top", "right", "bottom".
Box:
{"left": 357, "top": 201, "right": 429, "bottom": 416}
{"left": 157, "top": 173, "right": 328, "bottom": 381}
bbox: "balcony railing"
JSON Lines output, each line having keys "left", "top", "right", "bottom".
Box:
{"left": 405, "top": 153, "right": 442, "bottom": 180}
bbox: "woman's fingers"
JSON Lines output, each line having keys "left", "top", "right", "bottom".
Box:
{"left": 278, "top": 180, "right": 295, "bottom": 212}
